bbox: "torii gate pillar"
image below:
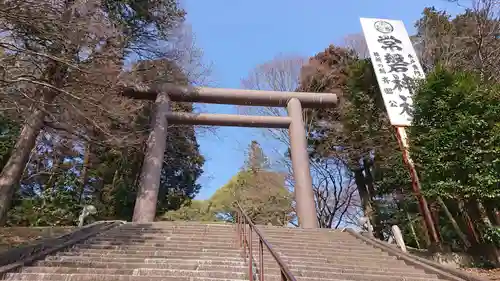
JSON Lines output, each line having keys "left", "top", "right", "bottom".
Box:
{"left": 288, "top": 98, "right": 318, "bottom": 228}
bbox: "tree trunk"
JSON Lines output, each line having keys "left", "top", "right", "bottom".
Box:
{"left": 431, "top": 202, "right": 443, "bottom": 243}
{"left": 476, "top": 200, "right": 500, "bottom": 266}
{"left": 407, "top": 212, "right": 421, "bottom": 249}
{"left": 493, "top": 207, "right": 500, "bottom": 226}
{"left": 45, "top": 154, "right": 64, "bottom": 193}
{"left": 354, "top": 168, "right": 383, "bottom": 239}
{"left": 437, "top": 197, "right": 471, "bottom": 248}
{"left": 460, "top": 200, "right": 480, "bottom": 244}
{"left": 0, "top": 97, "right": 52, "bottom": 225}
{"left": 362, "top": 158, "right": 376, "bottom": 197}
{"left": 419, "top": 216, "right": 431, "bottom": 248}
{"left": 78, "top": 143, "right": 91, "bottom": 203}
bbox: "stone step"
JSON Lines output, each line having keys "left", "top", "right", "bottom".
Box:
{"left": 266, "top": 257, "right": 409, "bottom": 268}
{"left": 36, "top": 260, "right": 248, "bottom": 271}
{"left": 260, "top": 262, "right": 425, "bottom": 273}
{"left": 48, "top": 254, "right": 244, "bottom": 263}
{"left": 7, "top": 269, "right": 439, "bottom": 281}
{"left": 85, "top": 238, "right": 373, "bottom": 251}
{"left": 259, "top": 229, "right": 353, "bottom": 238}
{"left": 83, "top": 240, "right": 372, "bottom": 252}
{"left": 5, "top": 272, "right": 438, "bottom": 281}
{"left": 260, "top": 274, "right": 439, "bottom": 281}
{"left": 247, "top": 245, "right": 386, "bottom": 255}
{"left": 120, "top": 223, "right": 233, "bottom": 228}
{"left": 262, "top": 252, "right": 397, "bottom": 262}
{"left": 260, "top": 232, "right": 349, "bottom": 238}
{"left": 70, "top": 247, "right": 387, "bottom": 260}
{"left": 56, "top": 251, "right": 243, "bottom": 259}
{"left": 264, "top": 244, "right": 382, "bottom": 254}
{"left": 67, "top": 248, "right": 242, "bottom": 257}
{"left": 259, "top": 251, "right": 392, "bottom": 260}
{"left": 250, "top": 238, "right": 374, "bottom": 248}
{"left": 45, "top": 255, "right": 333, "bottom": 268}
{"left": 58, "top": 251, "right": 383, "bottom": 265}
{"left": 80, "top": 240, "right": 238, "bottom": 248}
{"left": 94, "top": 233, "right": 238, "bottom": 239}
{"left": 113, "top": 225, "right": 234, "bottom": 229}
{"left": 44, "top": 256, "right": 245, "bottom": 266}
{"left": 251, "top": 266, "right": 440, "bottom": 281}
{"left": 99, "top": 231, "right": 237, "bottom": 239}
{"left": 36, "top": 259, "right": 428, "bottom": 276}
{"left": 259, "top": 226, "right": 342, "bottom": 232}
{"left": 4, "top": 273, "right": 248, "bottom": 281}
{"left": 248, "top": 242, "right": 379, "bottom": 253}
{"left": 73, "top": 244, "right": 239, "bottom": 252}
{"left": 62, "top": 249, "right": 386, "bottom": 264}
{"left": 119, "top": 223, "right": 233, "bottom": 227}
{"left": 245, "top": 250, "right": 394, "bottom": 262}
{"left": 249, "top": 229, "right": 347, "bottom": 235}
{"left": 96, "top": 235, "right": 237, "bottom": 241}
{"left": 250, "top": 236, "right": 368, "bottom": 243}
{"left": 255, "top": 258, "right": 402, "bottom": 269}
{"left": 282, "top": 268, "right": 438, "bottom": 280}
{"left": 110, "top": 228, "right": 235, "bottom": 234}
{"left": 88, "top": 237, "right": 238, "bottom": 244}
{"left": 18, "top": 267, "right": 248, "bottom": 279}
{"left": 103, "top": 229, "right": 236, "bottom": 236}
{"left": 256, "top": 236, "right": 363, "bottom": 242}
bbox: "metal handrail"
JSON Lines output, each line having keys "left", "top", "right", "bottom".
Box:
{"left": 235, "top": 202, "right": 297, "bottom": 281}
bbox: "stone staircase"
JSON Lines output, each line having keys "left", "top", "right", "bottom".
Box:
{"left": 2, "top": 222, "right": 246, "bottom": 281}
{"left": 253, "top": 226, "right": 443, "bottom": 281}
{"left": 0, "top": 221, "right": 487, "bottom": 281}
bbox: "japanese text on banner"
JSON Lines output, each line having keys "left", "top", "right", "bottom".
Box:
{"left": 360, "top": 18, "right": 425, "bottom": 126}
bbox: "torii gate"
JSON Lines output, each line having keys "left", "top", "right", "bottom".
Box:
{"left": 123, "top": 83, "right": 338, "bottom": 229}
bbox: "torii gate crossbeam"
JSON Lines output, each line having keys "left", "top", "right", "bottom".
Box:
{"left": 122, "top": 83, "right": 339, "bottom": 229}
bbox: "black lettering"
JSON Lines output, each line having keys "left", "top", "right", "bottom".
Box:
{"left": 385, "top": 53, "right": 410, "bottom": 73}
{"left": 377, "top": 36, "right": 403, "bottom": 52}
{"left": 391, "top": 74, "right": 404, "bottom": 91}
{"left": 399, "top": 95, "right": 414, "bottom": 117}
{"left": 384, "top": 88, "right": 394, "bottom": 95}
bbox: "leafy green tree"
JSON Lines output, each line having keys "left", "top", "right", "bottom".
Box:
{"left": 294, "top": 2, "right": 500, "bottom": 256}
{"left": 0, "top": 0, "right": 187, "bottom": 225}
{"left": 410, "top": 67, "right": 500, "bottom": 200}
{"left": 299, "top": 46, "right": 407, "bottom": 237}
{"left": 162, "top": 200, "right": 217, "bottom": 222}
{"left": 210, "top": 170, "right": 292, "bottom": 225}
{"left": 210, "top": 141, "right": 293, "bottom": 225}
{"left": 410, "top": 67, "right": 500, "bottom": 256}
{"left": 5, "top": 58, "right": 205, "bottom": 225}
{"left": 245, "top": 140, "right": 270, "bottom": 172}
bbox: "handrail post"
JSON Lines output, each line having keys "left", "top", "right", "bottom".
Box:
{"left": 281, "top": 270, "right": 287, "bottom": 281}
{"left": 235, "top": 202, "right": 297, "bottom": 281}
{"left": 243, "top": 217, "right": 247, "bottom": 262}
{"left": 248, "top": 227, "right": 253, "bottom": 281}
{"left": 259, "top": 239, "right": 264, "bottom": 281}
{"left": 237, "top": 212, "right": 241, "bottom": 248}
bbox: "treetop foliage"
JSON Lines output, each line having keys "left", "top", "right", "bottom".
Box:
{"left": 410, "top": 66, "right": 500, "bottom": 200}
{"left": 163, "top": 141, "right": 293, "bottom": 226}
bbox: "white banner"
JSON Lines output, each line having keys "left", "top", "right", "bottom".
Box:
{"left": 360, "top": 18, "right": 425, "bottom": 126}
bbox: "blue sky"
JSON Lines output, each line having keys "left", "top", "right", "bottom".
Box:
{"left": 184, "top": 0, "right": 465, "bottom": 200}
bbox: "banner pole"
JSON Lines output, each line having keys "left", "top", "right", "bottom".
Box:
{"left": 394, "top": 126, "right": 440, "bottom": 247}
